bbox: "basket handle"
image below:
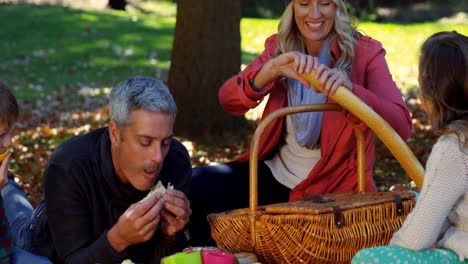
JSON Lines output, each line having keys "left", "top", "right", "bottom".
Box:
{"left": 301, "top": 72, "right": 424, "bottom": 189}
{"left": 248, "top": 78, "right": 425, "bottom": 246}
{"left": 248, "top": 104, "right": 362, "bottom": 244}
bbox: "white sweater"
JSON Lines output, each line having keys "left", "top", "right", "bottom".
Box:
{"left": 390, "top": 135, "right": 468, "bottom": 261}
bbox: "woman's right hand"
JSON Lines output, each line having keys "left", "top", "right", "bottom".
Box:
{"left": 256, "top": 51, "right": 319, "bottom": 89}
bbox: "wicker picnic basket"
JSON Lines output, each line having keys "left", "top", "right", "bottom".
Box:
{"left": 208, "top": 75, "right": 425, "bottom": 264}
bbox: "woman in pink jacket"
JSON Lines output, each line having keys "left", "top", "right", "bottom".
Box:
{"left": 188, "top": 0, "right": 412, "bottom": 246}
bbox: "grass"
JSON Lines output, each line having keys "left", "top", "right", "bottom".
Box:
{"left": 357, "top": 22, "right": 468, "bottom": 90}
{"left": 1, "top": 3, "right": 175, "bottom": 101}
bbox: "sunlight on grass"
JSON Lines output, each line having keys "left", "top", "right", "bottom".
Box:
{"left": 358, "top": 22, "right": 467, "bottom": 90}
{"left": 80, "top": 13, "right": 99, "bottom": 22}
{"left": 0, "top": 3, "right": 174, "bottom": 100}
{"left": 241, "top": 18, "right": 277, "bottom": 53}
{"left": 127, "top": 0, "right": 177, "bottom": 18}
{"left": 241, "top": 18, "right": 468, "bottom": 91}
{"left": 141, "top": 16, "right": 176, "bottom": 28}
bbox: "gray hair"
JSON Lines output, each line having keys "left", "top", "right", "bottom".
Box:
{"left": 109, "top": 76, "right": 177, "bottom": 127}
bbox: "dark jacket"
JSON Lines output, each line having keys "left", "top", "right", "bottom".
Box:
{"left": 44, "top": 127, "right": 191, "bottom": 264}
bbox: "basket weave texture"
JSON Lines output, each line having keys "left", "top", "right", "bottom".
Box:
{"left": 208, "top": 191, "right": 415, "bottom": 264}
{"left": 207, "top": 97, "right": 423, "bottom": 264}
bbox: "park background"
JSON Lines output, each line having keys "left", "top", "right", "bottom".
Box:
{"left": 0, "top": 0, "right": 467, "bottom": 206}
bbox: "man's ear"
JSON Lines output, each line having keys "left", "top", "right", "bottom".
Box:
{"left": 108, "top": 121, "right": 121, "bottom": 145}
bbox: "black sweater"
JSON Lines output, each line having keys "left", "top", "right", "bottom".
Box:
{"left": 44, "top": 127, "right": 191, "bottom": 264}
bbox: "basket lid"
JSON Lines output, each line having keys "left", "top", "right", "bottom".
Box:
{"left": 263, "top": 191, "right": 415, "bottom": 215}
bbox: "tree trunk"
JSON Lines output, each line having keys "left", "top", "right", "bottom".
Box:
{"left": 108, "top": 0, "right": 127, "bottom": 10}
{"left": 168, "top": 0, "right": 248, "bottom": 143}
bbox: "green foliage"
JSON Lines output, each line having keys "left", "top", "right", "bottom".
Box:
{"left": 0, "top": 3, "right": 175, "bottom": 101}
{"left": 238, "top": 0, "right": 467, "bottom": 22}
{"left": 346, "top": 0, "right": 379, "bottom": 22}
{"left": 346, "top": 0, "right": 468, "bottom": 22}
{"left": 240, "top": 0, "right": 285, "bottom": 19}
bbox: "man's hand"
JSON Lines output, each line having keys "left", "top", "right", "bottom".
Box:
{"left": 160, "top": 189, "right": 191, "bottom": 238}
{"left": 107, "top": 192, "right": 165, "bottom": 253}
{"left": 0, "top": 152, "right": 12, "bottom": 189}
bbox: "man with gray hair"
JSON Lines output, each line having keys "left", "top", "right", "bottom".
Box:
{"left": 46, "top": 76, "right": 192, "bottom": 263}
{"left": 4, "top": 76, "right": 192, "bottom": 263}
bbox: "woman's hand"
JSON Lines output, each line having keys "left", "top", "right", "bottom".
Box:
{"left": 256, "top": 51, "right": 353, "bottom": 96}
{"left": 313, "top": 64, "right": 353, "bottom": 96}
{"left": 255, "top": 51, "right": 318, "bottom": 89}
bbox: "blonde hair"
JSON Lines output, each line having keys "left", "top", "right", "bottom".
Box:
{"left": 418, "top": 31, "right": 468, "bottom": 152}
{"left": 276, "top": 0, "right": 358, "bottom": 75}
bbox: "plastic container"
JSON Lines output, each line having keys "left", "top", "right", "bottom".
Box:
{"left": 234, "top": 252, "right": 258, "bottom": 264}
{"left": 201, "top": 251, "right": 233, "bottom": 264}
{"left": 162, "top": 251, "right": 202, "bottom": 264}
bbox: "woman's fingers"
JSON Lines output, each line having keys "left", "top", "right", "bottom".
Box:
{"left": 323, "top": 69, "right": 340, "bottom": 95}
{"left": 273, "top": 52, "right": 353, "bottom": 91}
{"left": 296, "top": 52, "right": 306, "bottom": 73}
{"left": 311, "top": 66, "right": 352, "bottom": 96}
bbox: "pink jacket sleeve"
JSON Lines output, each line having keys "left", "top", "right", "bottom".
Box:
{"left": 218, "top": 35, "right": 278, "bottom": 116}
{"left": 348, "top": 37, "right": 412, "bottom": 140}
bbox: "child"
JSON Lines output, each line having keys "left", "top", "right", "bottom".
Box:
{"left": 0, "top": 81, "right": 52, "bottom": 264}
{"left": 0, "top": 81, "right": 16, "bottom": 263}
{"left": 352, "top": 31, "right": 468, "bottom": 263}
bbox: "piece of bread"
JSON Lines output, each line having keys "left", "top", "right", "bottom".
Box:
{"left": 152, "top": 181, "right": 167, "bottom": 194}
{"left": 147, "top": 181, "right": 174, "bottom": 197}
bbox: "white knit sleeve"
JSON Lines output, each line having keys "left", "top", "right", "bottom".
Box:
{"left": 390, "top": 136, "right": 468, "bottom": 250}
